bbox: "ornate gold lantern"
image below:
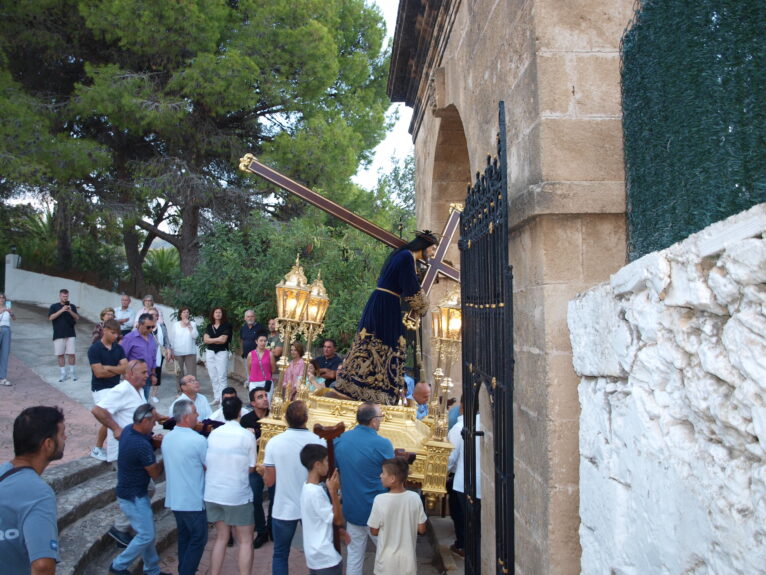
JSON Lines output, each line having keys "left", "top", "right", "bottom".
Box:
{"left": 429, "top": 286, "right": 462, "bottom": 440}
{"left": 275, "top": 255, "right": 310, "bottom": 323}
{"left": 296, "top": 272, "right": 330, "bottom": 401}
{"left": 271, "top": 255, "right": 311, "bottom": 419}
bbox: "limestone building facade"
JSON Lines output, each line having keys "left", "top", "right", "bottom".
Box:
{"left": 388, "top": 1, "right": 634, "bottom": 572}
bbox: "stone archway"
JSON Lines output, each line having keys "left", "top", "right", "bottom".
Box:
{"left": 421, "top": 104, "right": 471, "bottom": 379}
{"left": 430, "top": 104, "right": 471, "bottom": 248}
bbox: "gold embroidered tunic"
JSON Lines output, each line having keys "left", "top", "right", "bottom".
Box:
{"left": 334, "top": 250, "right": 428, "bottom": 404}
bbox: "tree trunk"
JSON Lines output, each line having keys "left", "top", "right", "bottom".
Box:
{"left": 123, "top": 223, "right": 146, "bottom": 296}
{"left": 177, "top": 202, "right": 200, "bottom": 276}
{"left": 53, "top": 200, "right": 72, "bottom": 273}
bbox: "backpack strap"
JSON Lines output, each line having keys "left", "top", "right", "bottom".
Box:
{"left": 0, "top": 465, "right": 34, "bottom": 482}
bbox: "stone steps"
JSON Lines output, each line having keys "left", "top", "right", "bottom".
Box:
{"left": 44, "top": 456, "right": 113, "bottom": 494}
{"left": 46, "top": 455, "right": 177, "bottom": 575}
{"left": 80, "top": 509, "right": 176, "bottom": 575}
{"left": 57, "top": 481, "right": 169, "bottom": 575}
{"left": 56, "top": 470, "right": 117, "bottom": 532}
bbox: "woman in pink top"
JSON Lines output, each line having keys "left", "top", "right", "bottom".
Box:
{"left": 248, "top": 334, "right": 276, "bottom": 394}
{"left": 282, "top": 342, "right": 307, "bottom": 401}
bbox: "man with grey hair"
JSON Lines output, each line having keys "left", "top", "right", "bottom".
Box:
{"left": 162, "top": 400, "right": 208, "bottom": 575}
{"left": 170, "top": 374, "right": 212, "bottom": 421}
{"left": 108, "top": 404, "right": 168, "bottom": 575}
{"left": 92, "top": 359, "right": 154, "bottom": 547}
{"left": 334, "top": 402, "right": 394, "bottom": 575}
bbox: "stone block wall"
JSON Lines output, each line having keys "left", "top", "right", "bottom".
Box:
{"left": 569, "top": 204, "right": 766, "bottom": 573}
{"left": 396, "top": 0, "right": 633, "bottom": 570}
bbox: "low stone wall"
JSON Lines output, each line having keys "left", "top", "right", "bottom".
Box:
{"left": 4, "top": 254, "right": 176, "bottom": 324}
{"left": 569, "top": 204, "right": 766, "bottom": 574}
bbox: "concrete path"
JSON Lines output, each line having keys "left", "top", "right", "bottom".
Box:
{"left": 1, "top": 302, "right": 450, "bottom": 574}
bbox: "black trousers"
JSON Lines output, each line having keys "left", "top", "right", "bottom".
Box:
{"left": 448, "top": 479, "right": 465, "bottom": 549}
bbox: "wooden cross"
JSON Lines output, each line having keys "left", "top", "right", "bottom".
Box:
{"left": 313, "top": 421, "right": 346, "bottom": 552}
{"left": 239, "top": 154, "right": 462, "bottom": 292}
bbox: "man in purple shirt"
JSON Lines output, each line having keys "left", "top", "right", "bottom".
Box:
{"left": 121, "top": 313, "right": 158, "bottom": 400}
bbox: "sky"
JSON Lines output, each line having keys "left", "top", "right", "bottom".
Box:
{"left": 352, "top": 1, "right": 414, "bottom": 190}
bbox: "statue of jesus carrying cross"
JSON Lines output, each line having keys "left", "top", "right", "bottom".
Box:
{"left": 239, "top": 154, "right": 461, "bottom": 404}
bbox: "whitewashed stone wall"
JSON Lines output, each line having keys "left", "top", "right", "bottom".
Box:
{"left": 569, "top": 204, "right": 766, "bottom": 574}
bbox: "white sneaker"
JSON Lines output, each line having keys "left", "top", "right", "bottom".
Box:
{"left": 90, "top": 446, "right": 107, "bottom": 461}
{"left": 151, "top": 396, "right": 159, "bottom": 404}
{"left": 57, "top": 375, "right": 65, "bottom": 383}
{"left": 1, "top": 379, "right": 11, "bottom": 386}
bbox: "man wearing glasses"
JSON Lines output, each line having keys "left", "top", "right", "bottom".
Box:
{"left": 121, "top": 313, "right": 158, "bottom": 400}
{"left": 333, "top": 403, "right": 394, "bottom": 575}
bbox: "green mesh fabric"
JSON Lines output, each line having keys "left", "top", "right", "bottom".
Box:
{"left": 621, "top": 0, "right": 766, "bottom": 260}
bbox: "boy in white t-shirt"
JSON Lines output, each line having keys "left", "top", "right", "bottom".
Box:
{"left": 367, "top": 458, "right": 427, "bottom": 575}
{"left": 299, "top": 444, "right": 348, "bottom": 575}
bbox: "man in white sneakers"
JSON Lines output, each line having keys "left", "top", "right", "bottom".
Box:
{"left": 48, "top": 288, "right": 79, "bottom": 382}
{"left": 88, "top": 319, "right": 127, "bottom": 461}
{"left": 91, "top": 359, "right": 151, "bottom": 547}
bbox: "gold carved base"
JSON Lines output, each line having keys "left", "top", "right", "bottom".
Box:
{"left": 258, "top": 392, "right": 453, "bottom": 508}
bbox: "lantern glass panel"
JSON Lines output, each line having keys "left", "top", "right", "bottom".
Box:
{"left": 431, "top": 309, "right": 442, "bottom": 338}
{"left": 447, "top": 310, "right": 462, "bottom": 340}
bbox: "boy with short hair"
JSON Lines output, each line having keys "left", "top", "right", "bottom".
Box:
{"left": 367, "top": 458, "right": 427, "bottom": 575}
{"left": 299, "top": 443, "right": 347, "bottom": 575}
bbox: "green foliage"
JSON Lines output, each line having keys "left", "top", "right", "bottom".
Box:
{"left": 622, "top": 0, "right": 766, "bottom": 259}
{"left": 12, "top": 208, "right": 57, "bottom": 272}
{"left": 1, "top": 0, "right": 392, "bottom": 289}
{"left": 164, "top": 211, "right": 390, "bottom": 351}
{"left": 143, "top": 248, "right": 181, "bottom": 290}
{"left": 373, "top": 154, "right": 416, "bottom": 234}
{"left": 2, "top": 204, "right": 126, "bottom": 282}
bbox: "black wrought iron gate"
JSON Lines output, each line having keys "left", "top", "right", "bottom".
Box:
{"left": 459, "top": 102, "right": 514, "bottom": 574}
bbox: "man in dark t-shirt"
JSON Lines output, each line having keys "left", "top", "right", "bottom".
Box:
{"left": 315, "top": 339, "right": 342, "bottom": 387}
{"left": 47, "top": 288, "right": 80, "bottom": 382}
{"left": 110, "top": 405, "right": 166, "bottom": 575}
{"left": 88, "top": 319, "right": 127, "bottom": 461}
{"left": 240, "top": 387, "right": 273, "bottom": 548}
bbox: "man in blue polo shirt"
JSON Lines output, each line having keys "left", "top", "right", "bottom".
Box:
{"left": 162, "top": 399, "right": 207, "bottom": 575}
{"left": 333, "top": 402, "right": 394, "bottom": 575}
{"left": 88, "top": 319, "right": 127, "bottom": 461}
{"left": 108, "top": 404, "right": 169, "bottom": 575}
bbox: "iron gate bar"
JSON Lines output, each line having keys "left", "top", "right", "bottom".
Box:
{"left": 458, "top": 101, "right": 515, "bottom": 575}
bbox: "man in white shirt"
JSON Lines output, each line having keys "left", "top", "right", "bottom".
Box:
{"left": 263, "top": 400, "right": 325, "bottom": 575}
{"left": 114, "top": 294, "right": 134, "bottom": 337}
{"left": 447, "top": 397, "right": 481, "bottom": 558}
{"left": 204, "top": 396, "right": 257, "bottom": 575}
{"left": 209, "top": 386, "right": 248, "bottom": 422}
{"left": 91, "top": 359, "right": 151, "bottom": 548}
{"left": 170, "top": 375, "right": 212, "bottom": 421}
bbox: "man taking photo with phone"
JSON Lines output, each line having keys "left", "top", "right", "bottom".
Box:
{"left": 48, "top": 288, "right": 80, "bottom": 383}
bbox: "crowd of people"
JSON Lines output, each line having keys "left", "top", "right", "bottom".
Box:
{"left": 0, "top": 288, "right": 479, "bottom": 574}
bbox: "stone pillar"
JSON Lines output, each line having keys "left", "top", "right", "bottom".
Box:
{"left": 511, "top": 1, "right": 633, "bottom": 572}
{"left": 393, "top": 0, "right": 633, "bottom": 571}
